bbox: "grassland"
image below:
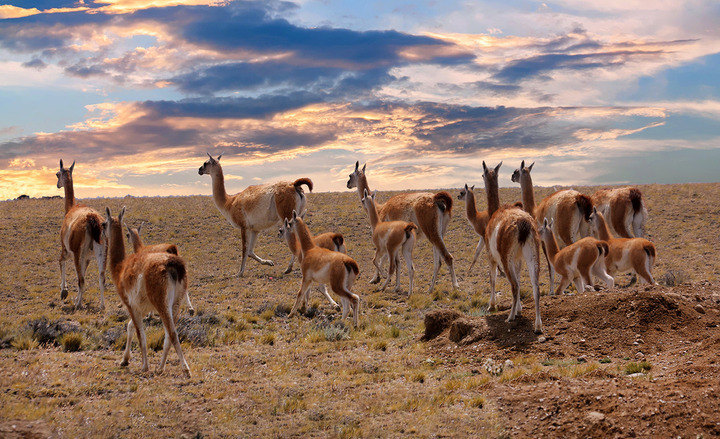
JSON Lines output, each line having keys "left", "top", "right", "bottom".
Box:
{"left": 1, "top": 182, "right": 720, "bottom": 438}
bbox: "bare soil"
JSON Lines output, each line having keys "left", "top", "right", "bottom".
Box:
{"left": 1, "top": 182, "right": 719, "bottom": 438}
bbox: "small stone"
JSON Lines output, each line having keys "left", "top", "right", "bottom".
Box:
{"left": 504, "top": 359, "right": 514, "bottom": 369}
{"left": 577, "top": 355, "right": 587, "bottom": 363}
{"left": 635, "top": 352, "right": 644, "bottom": 359}
{"left": 586, "top": 411, "right": 605, "bottom": 422}
{"left": 627, "top": 373, "right": 644, "bottom": 378}
{"left": 695, "top": 304, "right": 705, "bottom": 314}
{"left": 538, "top": 336, "right": 547, "bottom": 343}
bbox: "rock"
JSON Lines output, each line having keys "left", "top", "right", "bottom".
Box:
{"left": 695, "top": 304, "right": 706, "bottom": 314}
{"left": 627, "top": 373, "right": 644, "bottom": 378}
{"left": 503, "top": 359, "right": 514, "bottom": 369}
{"left": 586, "top": 411, "right": 605, "bottom": 422}
{"left": 537, "top": 336, "right": 547, "bottom": 343}
{"left": 635, "top": 352, "right": 645, "bottom": 359}
{"left": 422, "top": 309, "right": 462, "bottom": 340}
{"left": 484, "top": 358, "right": 503, "bottom": 376}
{"left": 577, "top": 355, "right": 587, "bottom": 363}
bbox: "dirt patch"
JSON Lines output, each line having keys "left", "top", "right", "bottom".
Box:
{"left": 0, "top": 420, "right": 57, "bottom": 439}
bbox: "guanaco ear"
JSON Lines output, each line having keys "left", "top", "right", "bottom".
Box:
{"left": 300, "top": 209, "right": 307, "bottom": 219}
{"left": 543, "top": 218, "right": 548, "bottom": 227}
{"left": 206, "top": 152, "right": 213, "bottom": 161}
{"left": 138, "top": 221, "right": 144, "bottom": 234}
{"left": 362, "top": 163, "right": 366, "bottom": 173}
{"left": 69, "top": 161, "right": 75, "bottom": 173}
{"left": 482, "top": 161, "right": 488, "bottom": 172}
{"left": 363, "top": 188, "right": 369, "bottom": 199}
{"left": 528, "top": 162, "right": 534, "bottom": 172}
{"left": 494, "top": 162, "right": 502, "bottom": 174}
{"left": 216, "top": 153, "right": 223, "bottom": 161}
{"left": 549, "top": 218, "right": 554, "bottom": 228}
{"left": 292, "top": 210, "right": 298, "bottom": 220}
{"left": 119, "top": 206, "right": 126, "bottom": 223}
{"left": 371, "top": 190, "right": 377, "bottom": 200}
{"left": 354, "top": 161, "right": 359, "bottom": 171}
{"left": 59, "top": 159, "right": 64, "bottom": 169}
{"left": 471, "top": 185, "right": 475, "bottom": 190}
{"left": 464, "top": 183, "right": 469, "bottom": 190}
{"left": 521, "top": 160, "right": 525, "bottom": 170}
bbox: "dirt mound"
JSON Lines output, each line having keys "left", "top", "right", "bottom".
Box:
{"left": 425, "top": 285, "right": 719, "bottom": 359}
{"left": 422, "top": 309, "right": 462, "bottom": 340}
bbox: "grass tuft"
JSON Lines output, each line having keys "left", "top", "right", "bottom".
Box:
{"left": 59, "top": 332, "right": 84, "bottom": 352}
{"left": 12, "top": 333, "right": 39, "bottom": 350}
{"left": 261, "top": 332, "right": 275, "bottom": 345}
{"left": 625, "top": 361, "right": 652, "bottom": 374}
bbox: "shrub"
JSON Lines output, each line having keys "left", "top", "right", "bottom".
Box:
{"left": 389, "top": 326, "right": 400, "bottom": 338}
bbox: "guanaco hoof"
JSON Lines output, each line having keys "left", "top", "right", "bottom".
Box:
{"left": 60, "top": 289, "right": 68, "bottom": 300}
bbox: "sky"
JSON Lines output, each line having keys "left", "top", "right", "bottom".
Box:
{"left": 0, "top": 0, "right": 719, "bottom": 200}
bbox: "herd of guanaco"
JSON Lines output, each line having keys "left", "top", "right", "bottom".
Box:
{"left": 55, "top": 156, "right": 656, "bottom": 376}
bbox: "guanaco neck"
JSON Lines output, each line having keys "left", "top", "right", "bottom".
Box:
{"left": 596, "top": 213, "right": 612, "bottom": 241}
{"left": 485, "top": 176, "right": 500, "bottom": 216}
{"left": 210, "top": 167, "right": 229, "bottom": 209}
{"left": 520, "top": 173, "right": 535, "bottom": 215}
{"left": 63, "top": 178, "right": 75, "bottom": 214}
{"left": 541, "top": 231, "right": 560, "bottom": 263}
{"left": 294, "top": 219, "right": 316, "bottom": 253}
{"left": 364, "top": 199, "right": 380, "bottom": 230}
{"left": 130, "top": 230, "right": 143, "bottom": 252}
{"left": 108, "top": 223, "right": 126, "bottom": 282}
{"left": 465, "top": 190, "right": 478, "bottom": 221}
{"left": 356, "top": 174, "right": 371, "bottom": 201}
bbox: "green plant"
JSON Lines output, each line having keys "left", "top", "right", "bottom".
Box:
{"left": 625, "top": 361, "right": 652, "bottom": 374}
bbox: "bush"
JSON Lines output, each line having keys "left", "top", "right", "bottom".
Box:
{"left": 60, "top": 333, "right": 84, "bottom": 352}
{"left": 261, "top": 333, "right": 276, "bottom": 345}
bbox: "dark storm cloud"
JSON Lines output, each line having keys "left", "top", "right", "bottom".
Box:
{"left": 493, "top": 50, "right": 665, "bottom": 82}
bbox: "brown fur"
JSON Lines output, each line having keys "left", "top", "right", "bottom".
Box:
{"left": 534, "top": 190, "right": 593, "bottom": 247}
{"left": 540, "top": 220, "right": 613, "bottom": 295}
{"left": 348, "top": 163, "right": 457, "bottom": 291}
{"left": 105, "top": 207, "right": 191, "bottom": 377}
{"left": 483, "top": 162, "right": 543, "bottom": 333}
{"left": 362, "top": 190, "right": 417, "bottom": 294}
{"left": 280, "top": 216, "right": 346, "bottom": 274}
{"left": 199, "top": 155, "right": 313, "bottom": 275}
{"left": 288, "top": 214, "right": 360, "bottom": 326}
{"left": 56, "top": 160, "right": 107, "bottom": 310}
{"left": 591, "top": 210, "right": 657, "bottom": 284}
{"left": 592, "top": 187, "right": 646, "bottom": 238}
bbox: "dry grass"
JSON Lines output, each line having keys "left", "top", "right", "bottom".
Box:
{"left": 0, "top": 183, "right": 718, "bottom": 437}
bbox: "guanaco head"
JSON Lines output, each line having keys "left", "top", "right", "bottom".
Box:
{"left": 278, "top": 210, "right": 306, "bottom": 240}
{"left": 458, "top": 183, "right": 474, "bottom": 200}
{"left": 360, "top": 188, "right": 376, "bottom": 210}
{"left": 482, "top": 161, "right": 502, "bottom": 188}
{"left": 198, "top": 153, "right": 223, "bottom": 176}
{"left": 347, "top": 161, "right": 366, "bottom": 189}
{"left": 587, "top": 207, "right": 602, "bottom": 238}
{"left": 125, "top": 221, "right": 144, "bottom": 248}
{"left": 511, "top": 160, "right": 534, "bottom": 184}
{"left": 538, "top": 218, "right": 554, "bottom": 241}
{"left": 56, "top": 159, "right": 75, "bottom": 189}
{"left": 103, "top": 206, "right": 126, "bottom": 241}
